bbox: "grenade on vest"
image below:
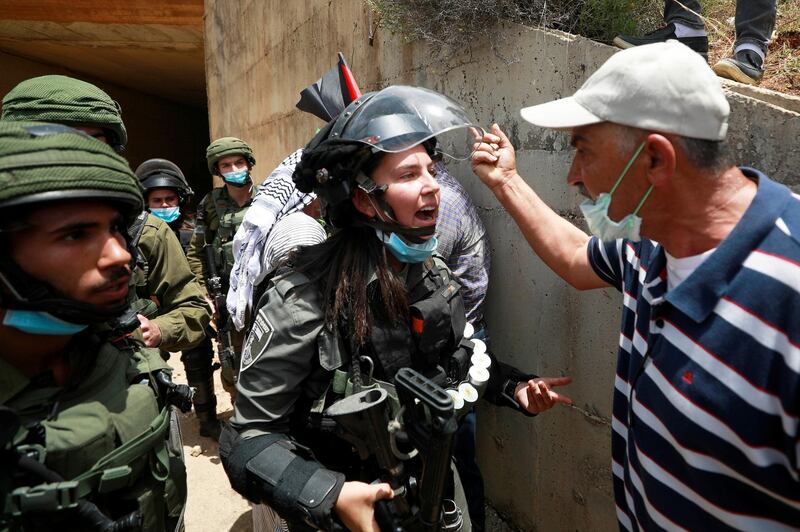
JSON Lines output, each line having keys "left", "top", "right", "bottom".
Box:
{"left": 410, "top": 312, "right": 491, "bottom": 420}
{"left": 448, "top": 337, "right": 491, "bottom": 418}
{"left": 203, "top": 243, "right": 237, "bottom": 382}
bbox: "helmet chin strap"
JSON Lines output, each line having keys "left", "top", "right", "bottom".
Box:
{"left": 0, "top": 238, "right": 135, "bottom": 326}
{"left": 363, "top": 194, "right": 435, "bottom": 244}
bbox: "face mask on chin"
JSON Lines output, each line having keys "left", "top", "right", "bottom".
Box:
{"left": 3, "top": 309, "right": 88, "bottom": 335}
{"left": 579, "top": 141, "right": 653, "bottom": 242}
{"left": 150, "top": 206, "right": 181, "bottom": 223}
{"left": 222, "top": 169, "right": 249, "bottom": 186}
{"left": 375, "top": 229, "right": 438, "bottom": 264}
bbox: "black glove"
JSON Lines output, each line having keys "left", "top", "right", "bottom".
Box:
{"left": 154, "top": 370, "right": 195, "bottom": 413}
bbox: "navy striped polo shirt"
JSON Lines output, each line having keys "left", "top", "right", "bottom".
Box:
{"left": 587, "top": 169, "right": 800, "bottom": 530}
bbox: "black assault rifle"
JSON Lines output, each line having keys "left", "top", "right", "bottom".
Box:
{"left": 202, "top": 244, "right": 237, "bottom": 383}
{"left": 326, "top": 367, "right": 462, "bottom": 532}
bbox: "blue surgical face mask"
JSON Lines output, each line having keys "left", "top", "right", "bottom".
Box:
{"left": 579, "top": 142, "right": 653, "bottom": 242}
{"left": 150, "top": 206, "right": 181, "bottom": 223}
{"left": 3, "top": 309, "right": 88, "bottom": 335}
{"left": 222, "top": 169, "right": 249, "bottom": 186}
{"left": 376, "top": 229, "right": 438, "bottom": 264}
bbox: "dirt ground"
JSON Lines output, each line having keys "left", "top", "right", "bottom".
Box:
{"left": 169, "top": 353, "right": 253, "bottom": 532}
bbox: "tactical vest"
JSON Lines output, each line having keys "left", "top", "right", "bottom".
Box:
{"left": 1, "top": 341, "right": 185, "bottom": 532}
{"left": 292, "top": 257, "right": 469, "bottom": 439}
{"left": 361, "top": 257, "right": 467, "bottom": 383}
{"left": 208, "top": 188, "right": 249, "bottom": 281}
{"left": 266, "top": 257, "right": 471, "bottom": 527}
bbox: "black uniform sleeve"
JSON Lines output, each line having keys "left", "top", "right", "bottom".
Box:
{"left": 483, "top": 354, "right": 540, "bottom": 418}
{"left": 220, "top": 423, "right": 345, "bottom": 530}
{"left": 221, "top": 274, "right": 349, "bottom": 529}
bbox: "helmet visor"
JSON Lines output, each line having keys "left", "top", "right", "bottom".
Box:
{"left": 338, "top": 86, "right": 482, "bottom": 160}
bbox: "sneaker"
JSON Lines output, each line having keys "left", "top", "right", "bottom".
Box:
{"left": 614, "top": 24, "right": 708, "bottom": 60}
{"left": 713, "top": 49, "right": 764, "bottom": 85}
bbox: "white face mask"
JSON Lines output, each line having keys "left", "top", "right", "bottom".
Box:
{"left": 579, "top": 142, "right": 653, "bottom": 242}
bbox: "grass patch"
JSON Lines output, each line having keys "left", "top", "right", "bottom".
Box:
{"left": 573, "top": 0, "right": 663, "bottom": 42}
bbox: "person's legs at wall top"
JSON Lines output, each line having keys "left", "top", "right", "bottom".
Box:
{"left": 613, "top": 0, "right": 708, "bottom": 59}
{"left": 712, "top": 0, "right": 777, "bottom": 85}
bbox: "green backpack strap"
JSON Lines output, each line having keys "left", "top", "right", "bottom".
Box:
{"left": 210, "top": 187, "right": 226, "bottom": 227}
{"left": 128, "top": 211, "right": 149, "bottom": 250}
{"left": 5, "top": 407, "right": 172, "bottom": 517}
{"left": 74, "top": 406, "right": 172, "bottom": 495}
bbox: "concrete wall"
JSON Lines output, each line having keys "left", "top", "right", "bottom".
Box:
{"left": 204, "top": 1, "right": 800, "bottom": 530}
{"left": 0, "top": 51, "right": 212, "bottom": 203}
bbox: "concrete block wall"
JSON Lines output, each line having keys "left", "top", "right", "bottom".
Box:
{"left": 204, "top": 1, "right": 800, "bottom": 529}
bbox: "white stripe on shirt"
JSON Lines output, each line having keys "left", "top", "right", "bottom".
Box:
{"left": 662, "top": 319, "right": 799, "bottom": 436}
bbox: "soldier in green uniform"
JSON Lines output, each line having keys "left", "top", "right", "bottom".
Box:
{"left": 0, "top": 122, "right": 187, "bottom": 531}
{"left": 133, "top": 158, "right": 225, "bottom": 440}
{"left": 185, "top": 138, "right": 256, "bottom": 400}
{"left": 2, "top": 75, "right": 211, "bottom": 352}
{"left": 2, "top": 76, "right": 215, "bottom": 437}
{"left": 219, "top": 86, "right": 572, "bottom": 531}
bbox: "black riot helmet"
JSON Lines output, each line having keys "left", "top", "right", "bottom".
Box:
{"left": 293, "top": 85, "right": 479, "bottom": 237}
{"left": 134, "top": 158, "right": 194, "bottom": 206}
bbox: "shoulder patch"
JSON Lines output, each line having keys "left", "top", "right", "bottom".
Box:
{"left": 240, "top": 308, "right": 274, "bottom": 372}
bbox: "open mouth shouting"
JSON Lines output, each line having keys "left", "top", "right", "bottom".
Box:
{"left": 415, "top": 204, "right": 438, "bottom": 226}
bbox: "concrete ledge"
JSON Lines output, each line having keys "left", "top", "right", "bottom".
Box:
{"left": 721, "top": 78, "right": 800, "bottom": 115}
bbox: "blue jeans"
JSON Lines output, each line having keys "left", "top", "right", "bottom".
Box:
{"left": 664, "top": 0, "right": 777, "bottom": 54}
{"left": 453, "top": 327, "right": 488, "bottom": 532}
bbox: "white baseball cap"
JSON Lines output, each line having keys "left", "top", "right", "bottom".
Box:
{"left": 520, "top": 41, "right": 730, "bottom": 141}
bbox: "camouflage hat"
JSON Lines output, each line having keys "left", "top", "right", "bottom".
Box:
{"left": 206, "top": 136, "right": 256, "bottom": 175}
{"left": 0, "top": 121, "right": 142, "bottom": 216}
{"left": 1, "top": 75, "right": 128, "bottom": 151}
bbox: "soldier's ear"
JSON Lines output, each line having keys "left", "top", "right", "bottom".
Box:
{"left": 352, "top": 188, "right": 377, "bottom": 218}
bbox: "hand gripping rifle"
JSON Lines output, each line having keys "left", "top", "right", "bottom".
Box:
{"left": 326, "top": 367, "right": 462, "bottom": 532}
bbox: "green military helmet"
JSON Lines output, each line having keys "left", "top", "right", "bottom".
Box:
{"left": 0, "top": 121, "right": 143, "bottom": 324}
{"left": 2, "top": 75, "right": 128, "bottom": 152}
{"left": 206, "top": 136, "right": 256, "bottom": 175}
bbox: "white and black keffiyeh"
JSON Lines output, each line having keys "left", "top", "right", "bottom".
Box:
{"left": 227, "top": 149, "right": 317, "bottom": 330}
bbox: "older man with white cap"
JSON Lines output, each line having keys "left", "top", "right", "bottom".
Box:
{"left": 472, "top": 41, "right": 800, "bottom": 529}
